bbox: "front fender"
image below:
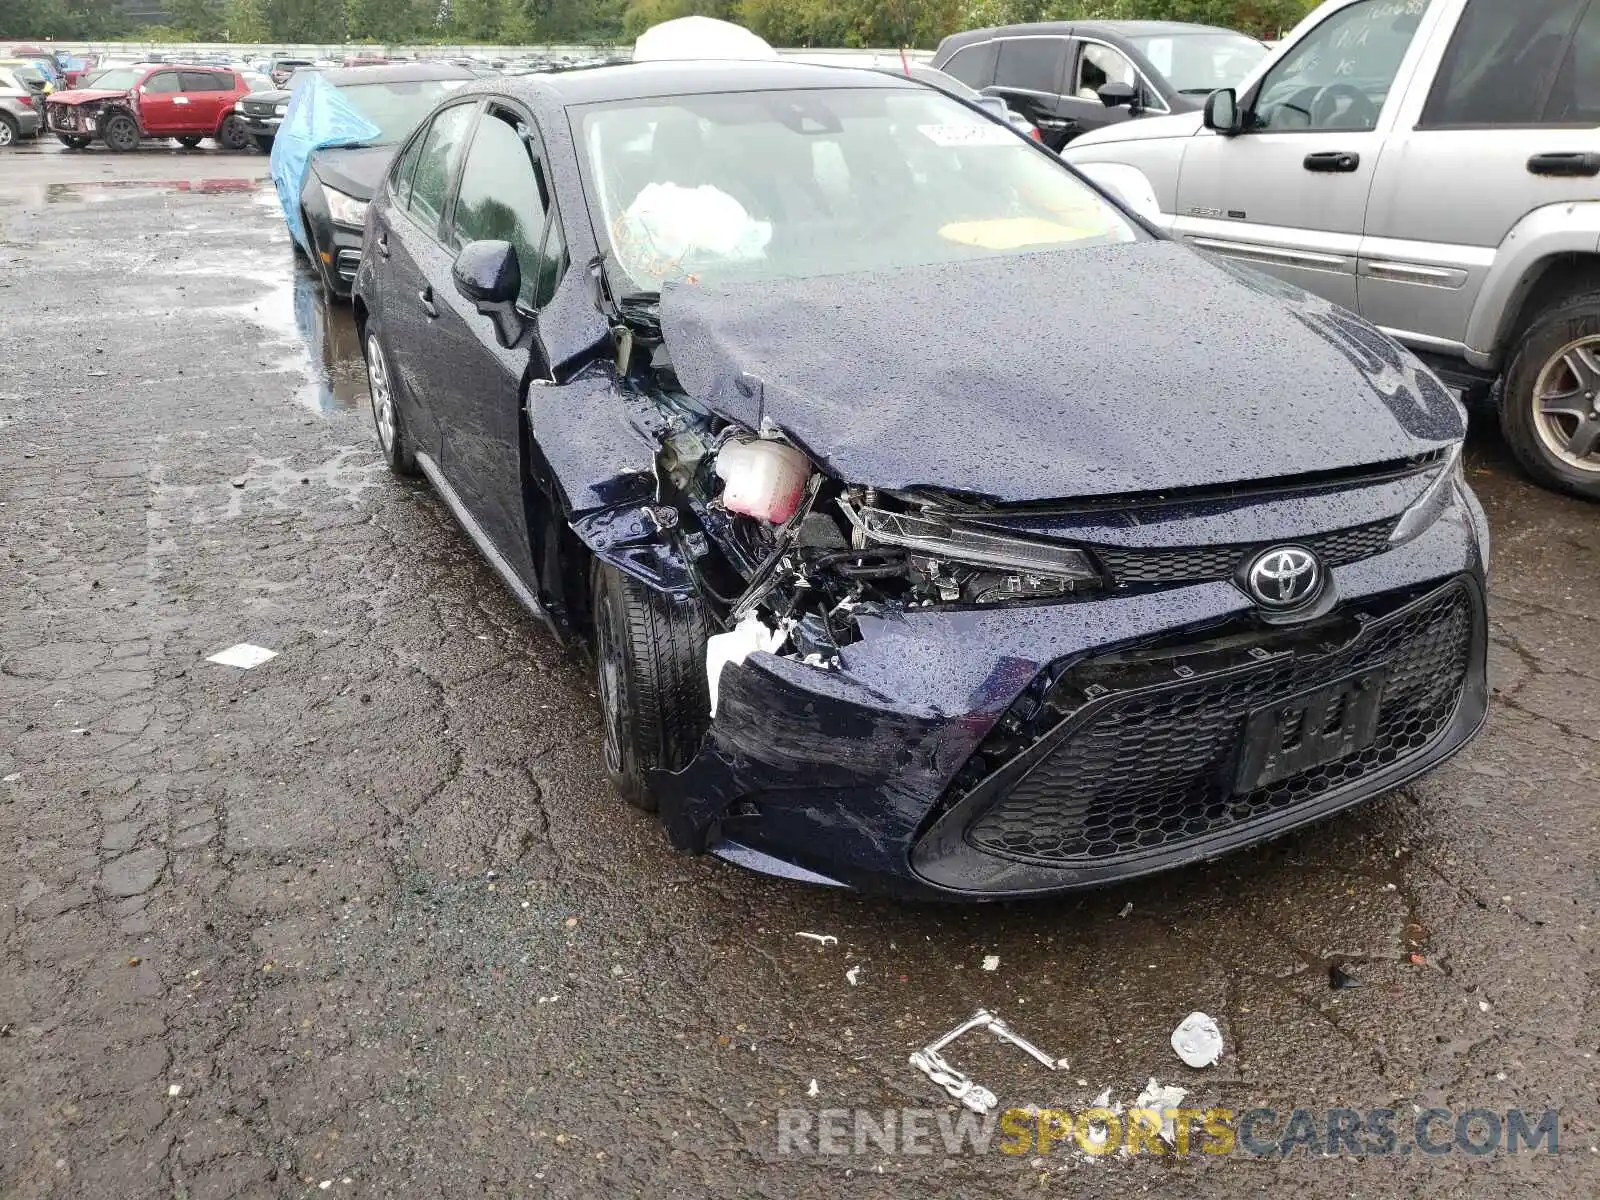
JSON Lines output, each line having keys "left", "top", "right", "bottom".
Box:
{"left": 1466, "top": 201, "right": 1600, "bottom": 368}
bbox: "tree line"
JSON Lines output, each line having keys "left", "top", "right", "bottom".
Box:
{"left": 1, "top": 0, "right": 1317, "bottom": 46}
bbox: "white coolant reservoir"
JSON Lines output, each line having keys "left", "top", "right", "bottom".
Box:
{"left": 714, "top": 436, "right": 811, "bottom": 524}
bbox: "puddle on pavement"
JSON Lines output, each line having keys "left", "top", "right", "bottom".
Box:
{"left": 44, "top": 177, "right": 264, "bottom": 204}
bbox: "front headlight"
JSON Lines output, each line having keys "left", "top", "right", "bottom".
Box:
{"left": 845, "top": 504, "right": 1101, "bottom": 583}
{"left": 1389, "top": 444, "right": 1464, "bottom": 548}
{"left": 320, "top": 184, "right": 369, "bottom": 229}
{"left": 274, "top": 103, "right": 287, "bottom": 117}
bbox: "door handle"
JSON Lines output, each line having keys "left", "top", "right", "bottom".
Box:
{"left": 1527, "top": 152, "right": 1600, "bottom": 177}
{"left": 418, "top": 287, "right": 437, "bottom": 319}
{"left": 1303, "top": 151, "right": 1360, "bottom": 173}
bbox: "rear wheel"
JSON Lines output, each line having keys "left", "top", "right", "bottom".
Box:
{"left": 57, "top": 133, "right": 91, "bottom": 149}
{"left": 0, "top": 114, "right": 16, "bottom": 148}
{"left": 101, "top": 112, "right": 140, "bottom": 153}
{"left": 252, "top": 134, "right": 274, "bottom": 154}
{"left": 591, "top": 562, "right": 713, "bottom": 812}
{"left": 175, "top": 134, "right": 202, "bottom": 148}
{"left": 1500, "top": 289, "right": 1600, "bottom": 501}
{"left": 216, "top": 113, "right": 249, "bottom": 151}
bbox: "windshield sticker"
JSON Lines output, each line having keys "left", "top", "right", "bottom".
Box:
{"left": 917, "top": 122, "right": 1016, "bottom": 148}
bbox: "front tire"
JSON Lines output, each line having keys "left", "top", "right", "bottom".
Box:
{"left": 1500, "top": 289, "right": 1600, "bottom": 501}
{"left": 591, "top": 562, "right": 713, "bottom": 812}
{"left": 0, "top": 114, "right": 17, "bottom": 148}
{"left": 101, "top": 112, "right": 140, "bottom": 153}
{"left": 363, "top": 327, "right": 416, "bottom": 476}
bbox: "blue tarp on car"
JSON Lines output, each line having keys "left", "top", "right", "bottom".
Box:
{"left": 269, "top": 73, "right": 380, "bottom": 254}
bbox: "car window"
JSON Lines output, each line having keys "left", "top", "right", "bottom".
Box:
{"left": 1076, "top": 43, "right": 1136, "bottom": 101}
{"left": 409, "top": 102, "right": 476, "bottom": 232}
{"left": 144, "top": 71, "right": 181, "bottom": 94}
{"left": 450, "top": 109, "right": 552, "bottom": 309}
{"left": 1421, "top": 0, "right": 1587, "bottom": 127}
{"left": 1547, "top": 0, "right": 1600, "bottom": 122}
{"left": 994, "top": 37, "right": 1066, "bottom": 95}
{"left": 179, "top": 71, "right": 226, "bottom": 92}
{"left": 1253, "top": 0, "right": 1430, "bottom": 131}
{"left": 391, "top": 128, "right": 426, "bottom": 209}
{"left": 943, "top": 42, "right": 997, "bottom": 89}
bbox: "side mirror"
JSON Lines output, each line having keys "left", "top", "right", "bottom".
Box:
{"left": 1204, "top": 88, "right": 1243, "bottom": 136}
{"left": 452, "top": 240, "right": 524, "bottom": 347}
{"left": 1097, "top": 81, "right": 1137, "bottom": 109}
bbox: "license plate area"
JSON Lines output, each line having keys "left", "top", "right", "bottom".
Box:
{"left": 1234, "top": 668, "right": 1388, "bottom": 793}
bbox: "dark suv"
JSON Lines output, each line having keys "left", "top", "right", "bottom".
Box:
{"left": 933, "top": 20, "right": 1267, "bottom": 149}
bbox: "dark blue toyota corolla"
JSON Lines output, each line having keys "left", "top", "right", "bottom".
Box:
{"left": 352, "top": 60, "right": 1489, "bottom": 899}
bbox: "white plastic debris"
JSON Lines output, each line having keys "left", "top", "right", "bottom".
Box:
{"left": 1131, "top": 1078, "right": 1189, "bottom": 1145}
{"left": 205, "top": 643, "right": 278, "bottom": 669}
{"left": 167, "top": 1084, "right": 181, "bottom": 1097}
{"left": 981, "top": 955, "right": 1000, "bottom": 972}
{"left": 795, "top": 932, "right": 837, "bottom": 947}
{"left": 846, "top": 965, "right": 861, "bottom": 986}
{"left": 706, "top": 615, "right": 789, "bottom": 715}
{"left": 1118, "top": 902, "right": 1134, "bottom": 918}
{"left": 807, "top": 1079, "right": 819, "bottom": 1098}
{"left": 1171, "top": 1012, "right": 1224, "bottom": 1068}
{"left": 2, "top": 773, "right": 20, "bottom": 783}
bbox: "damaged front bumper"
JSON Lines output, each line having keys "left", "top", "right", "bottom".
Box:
{"left": 649, "top": 495, "right": 1488, "bottom": 900}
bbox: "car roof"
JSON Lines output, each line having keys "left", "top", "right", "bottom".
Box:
{"left": 315, "top": 62, "right": 479, "bottom": 86}
{"left": 484, "top": 58, "right": 914, "bottom": 106}
{"left": 938, "top": 20, "right": 1238, "bottom": 51}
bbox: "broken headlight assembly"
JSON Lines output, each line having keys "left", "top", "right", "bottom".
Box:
{"left": 1389, "top": 443, "right": 1464, "bottom": 548}
{"left": 841, "top": 501, "right": 1103, "bottom": 606}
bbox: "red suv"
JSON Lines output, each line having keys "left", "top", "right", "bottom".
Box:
{"left": 46, "top": 64, "right": 252, "bottom": 152}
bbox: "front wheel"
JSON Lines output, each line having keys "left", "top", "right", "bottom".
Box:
{"left": 364, "top": 327, "right": 417, "bottom": 476}
{"left": 591, "top": 562, "right": 713, "bottom": 812}
{"left": 100, "top": 112, "right": 140, "bottom": 153}
{"left": 0, "top": 114, "right": 17, "bottom": 148}
{"left": 1500, "top": 290, "right": 1600, "bottom": 501}
{"left": 216, "top": 114, "right": 249, "bottom": 151}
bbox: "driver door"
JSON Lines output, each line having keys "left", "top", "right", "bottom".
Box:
{"left": 1171, "top": 0, "right": 1441, "bottom": 309}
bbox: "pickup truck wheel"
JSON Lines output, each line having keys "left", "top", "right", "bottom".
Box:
{"left": 591, "top": 561, "right": 713, "bottom": 813}
{"left": 252, "top": 134, "right": 274, "bottom": 154}
{"left": 175, "top": 135, "right": 202, "bottom": 148}
{"left": 57, "top": 134, "right": 91, "bottom": 149}
{"left": 0, "top": 114, "right": 16, "bottom": 147}
{"left": 101, "top": 112, "right": 140, "bottom": 153}
{"left": 363, "top": 327, "right": 417, "bottom": 477}
{"left": 216, "top": 114, "right": 250, "bottom": 151}
{"left": 1502, "top": 292, "right": 1600, "bottom": 500}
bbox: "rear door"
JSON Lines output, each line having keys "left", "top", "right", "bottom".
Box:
{"left": 988, "top": 35, "right": 1076, "bottom": 149}
{"left": 1171, "top": 0, "right": 1442, "bottom": 311}
{"left": 383, "top": 100, "right": 479, "bottom": 468}
{"left": 1360, "top": 0, "right": 1600, "bottom": 349}
{"left": 430, "top": 100, "right": 565, "bottom": 585}
{"left": 137, "top": 69, "right": 183, "bottom": 133}
{"left": 177, "top": 70, "right": 227, "bottom": 132}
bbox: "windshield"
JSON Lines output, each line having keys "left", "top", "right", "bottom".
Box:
{"left": 79, "top": 67, "right": 140, "bottom": 91}
{"left": 1128, "top": 32, "right": 1268, "bottom": 94}
{"left": 579, "top": 87, "right": 1140, "bottom": 293}
{"left": 337, "top": 79, "right": 468, "bottom": 143}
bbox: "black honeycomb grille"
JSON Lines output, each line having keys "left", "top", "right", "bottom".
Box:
{"left": 965, "top": 586, "right": 1474, "bottom": 866}
{"left": 1090, "top": 520, "right": 1395, "bottom": 586}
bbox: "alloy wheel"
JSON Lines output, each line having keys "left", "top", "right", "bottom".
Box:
{"left": 1532, "top": 336, "right": 1600, "bottom": 473}
{"left": 365, "top": 333, "right": 396, "bottom": 456}
{"left": 0, "top": 120, "right": 14, "bottom": 147}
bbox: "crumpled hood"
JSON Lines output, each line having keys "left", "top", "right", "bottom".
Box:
{"left": 48, "top": 88, "right": 128, "bottom": 106}
{"left": 660, "top": 243, "right": 1464, "bottom": 502}
{"left": 308, "top": 144, "right": 393, "bottom": 201}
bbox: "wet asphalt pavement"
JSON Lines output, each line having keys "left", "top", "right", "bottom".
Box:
{"left": 1, "top": 139, "right": 1597, "bottom": 1199}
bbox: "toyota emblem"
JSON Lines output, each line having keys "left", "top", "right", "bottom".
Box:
{"left": 1246, "top": 546, "right": 1321, "bottom": 609}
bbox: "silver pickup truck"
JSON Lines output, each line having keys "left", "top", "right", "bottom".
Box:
{"left": 1064, "top": 0, "right": 1600, "bottom": 500}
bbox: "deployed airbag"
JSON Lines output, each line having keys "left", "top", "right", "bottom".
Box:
{"left": 269, "top": 73, "right": 381, "bottom": 253}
